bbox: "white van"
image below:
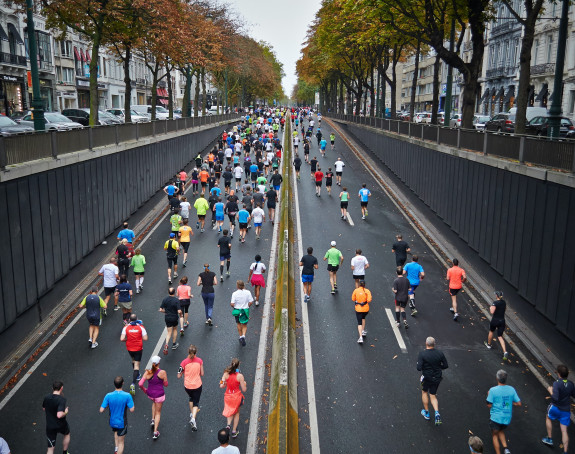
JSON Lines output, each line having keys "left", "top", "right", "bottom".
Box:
{"left": 507, "top": 106, "right": 547, "bottom": 122}
{"left": 132, "top": 105, "right": 171, "bottom": 120}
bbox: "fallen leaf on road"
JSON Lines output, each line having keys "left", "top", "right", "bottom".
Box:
{"left": 393, "top": 355, "right": 398, "bottom": 359}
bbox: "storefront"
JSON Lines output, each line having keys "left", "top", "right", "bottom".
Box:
{"left": 39, "top": 79, "right": 54, "bottom": 112}
{"left": 56, "top": 89, "right": 77, "bottom": 110}
{"left": 76, "top": 78, "right": 90, "bottom": 108}
{"left": 0, "top": 74, "right": 26, "bottom": 115}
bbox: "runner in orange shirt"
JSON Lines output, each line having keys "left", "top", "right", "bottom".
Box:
{"left": 352, "top": 280, "right": 372, "bottom": 344}
{"left": 446, "top": 258, "right": 466, "bottom": 321}
{"left": 199, "top": 169, "right": 210, "bottom": 195}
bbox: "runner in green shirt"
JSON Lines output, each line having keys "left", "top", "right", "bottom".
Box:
{"left": 330, "top": 133, "right": 336, "bottom": 150}
{"left": 193, "top": 194, "right": 210, "bottom": 232}
{"left": 339, "top": 187, "right": 350, "bottom": 220}
{"left": 323, "top": 241, "right": 344, "bottom": 294}
{"left": 130, "top": 248, "right": 146, "bottom": 293}
{"left": 170, "top": 209, "right": 182, "bottom": 233}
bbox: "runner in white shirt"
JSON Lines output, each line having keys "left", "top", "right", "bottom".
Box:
{"left": 350, "top": 249, "right": 370, "bottom": 288}
{"left": 230, "top": 280, "right": 254, "bottom": 346}
{"left": 251, "top": 205, "right": 265, "bottom": 240}
{"left": 233, "top": 166, "right": 244, "bottom": 190}
{"left": 225, "top": 146, "right": 233, "bottom": 164}
{"left": 234, "top": 142, "right": 242, "bottom": 154}
{"left": 334, "top": 158, "right": 345, "bottom": 186}
{"left": 293, "top": 136, "right": 300, "bottom": 152}
{"left": 248, "top": 255, "right": 266, "bottom": 306}
{"left": 98, "top": 258, "right": 120, "bottom": 311}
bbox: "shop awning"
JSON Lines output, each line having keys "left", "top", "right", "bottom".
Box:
{"left": 0, "top": 24, "right": 8, "bottom": 42}
{"left": 85, "top": 50, "right": 91, "bottom": 62}
{"left": 535, "top": 83, "right": 548, "bottom": 102}
{"left": 495, "top": 87, "right": 505, "bottom": 99}
{"left": 74, "top": 47, "right": 82, "bottom": 61}
{"left": 480, "top": 88, "right": 491, "bottom": 103}
{"left": 7, "top": 23, "right": 24, "bottom": 45}
{"left": 157, "top": 88, "right": 168, "bottom": 98}
{"left": 502, "top": 85, "right": 515, "bottom": 105}
{"left": 158, "top": 98, "right": 168, "bottom": 105}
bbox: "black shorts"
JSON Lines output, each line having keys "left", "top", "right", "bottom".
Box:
{"left": 104, "top": 286, "right": 116, "bottom": 297}
{"left": 87, "top": 316, "right": 100, "bottom": 326}
{"left": 235, "top": 177, "right": 242, "bottom": 182}
{"left": 181, "top": 241, "right": 190, "bottom": 253}
{"left": 331, "top": 140, "right": 335, "bottom": 145}
{"left": 327, "top": 264, "right": 339, "bottom": 273}
{"left": 489, "top": 319, "right": 506, "bottom": 336}
{"left": 360, "top": 201, "right": 368, "bottom": 208}
{"left": 353, "top": 274, "right": 365, "bottom": 281}
{"left": 294, "top": 166, "right": 301, "bottom": 171}
{"left": 167, "top": 256, "right": 178, "bottom": 267}
{"left": 128, "top": 350, "right": 143, "bottom": 362}
{"left": 239, "top": 222, "right": 248, "bottom": 229}
{"left": 198, "top": 214, "right": 205, "bottom": 220}
{"left": 336, "top": 172, "right": 342, "bottom": 177}
{"left": 304, "top": 149, "right": 309, "bottom": 155}
{"left": 46, "top": 423, "right": 70, "bottom": 447}
{"left": 355, "top": 311, "right": 368, "bottom": 324}
{"left": 449, "top": 288, "right": 461, "bottom": 296}
{"left": 341, "top": 201, "right": 348, "bottom": 209}
{"left": 228, "top": 215, "right": 236, "bottom": 224}
{"left": 315, "top": 181, "right": 322, "bottom": 187}
{"left": 133, "top": 271, "right": 145, "bottom": 276}
{"left": 234, "top": 315, "right": 249, "bottom": 324}
{"left": 112, "top": 426, "right": 128, "bottom": 436}
{"left": 224, "top": 181, "right": 231, "bottom": 187}
{"left": 165, "top": 317, "right": 179, "bottom": 328}
{"left": 395, "top": 299, "right": 408, "bottom": 308}
{"left": 421, "top": 379, "right": 440, "bottom": 395}
{"left": 326, "top": 180, "right": 332, "bottom": 187}
{"left": 267, "top": 203, "right": 276, "bottom": 209}
{"left": 395, "top": 257, "right": 407, "bottom": 267}
{"left": 489, "top": 420, "right": 508, "bottom": 432}
{"left": 185, "top": 386, "right": 202, "bottom": 406}
{"left": 180, "top": 302, "right": 190, "bottom": 313}
{"left": 201, "top": 182, "right": 207, "bottom": 187}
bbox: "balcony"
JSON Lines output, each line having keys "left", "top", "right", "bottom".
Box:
{"left": 485, "top": 65, "right": 518, "bottom": 79}
{"left": 0, "top": 51, "right": 27, "bottom": 67}
{"left": 38, "top": 61, "right": 54, "bottom": 73}
{"left": 490, "top": 22, "right": 510, "bottom": 36}
{"left": 531, "top": 63, "right": 555, "bottom": 76}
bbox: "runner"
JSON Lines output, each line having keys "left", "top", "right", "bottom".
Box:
{"left": 334, "top": 158, "right": 345, "bottom": 186}
{"left": 220, "top": 358, "right": 247, "bottom": 439}
{"left": 319, "top": 137, "right": 327, "bottom": 157}
{"left": 178, "top": 219, "right": 193, "bottom": 266}
{"left": 314, "top": 166, "right": 324, "bottom": 197}
{"left": 138, "top": 355, "right": 168, "bottom": 440}
{"left": 358, "top": 183, "right": 371, "bottom": 220}
{"left": 214, "top": 197, "right": 225, "bottom": 234}
{"left": 315, "top": 128, "right": 322, "bottom": 147}
{"left": 217, "top": 229, "right": 232, "bottom": 281}
{"left": 222, "top": 166, "right": 234, "bottom": 195}
{"left": 310, "top": 156, "right": 318, "bottom": 180}
{"left": 79, "top": 286, "right": 106, "bottom": 348}
{"left": 446, "top": 258, "right": 466, "bottom": 321}
{"left": 542, "top": 364, "right": 575, "bottom": 451}
{"left": 230, "top": 280, "right": 254, "bottom": 346}
{"left": 270, "top": 169, "right": 283, "bottom": 193}
{"left": 299, "top": 247, "right": 318, "bottom": 303}
{"left": 164, "top": 232, "right": 180, "bottom": 284}
{"left": 351, "top": 280, "right": 372, "bottom": 344}
{"left": 197, "top": 263, "right": 217, "bottom": 326}
{"left": 199, "top": 168, "right": 210, "bottom": 195}
{"left": 392, "top": 267, "right": 411, "bottom": 329}
{"left": 350, "top": 249, "right": 369, "bottom": 288}
{"left": 177, "top": 345, "right": 204, "bottom": 431}
{"left": 486, "top": 370, "right": 521, "bottom": 454}
{"left": 177, "top": 277, "right": 193, "bottom": 333}
{"left": 293, "top": 135, "right": 299, "bottom": 152}
{"left": 339, "top": 187, "right": 350, "bottom": 220}
{"left": 483, "top": 291, "right": 509, "bottom": 361}
{"left": 265, "top": 186, "right": 277, "bottom": 225}
{"left": 417, "top": 337, "right": 448, "bottom": 426}
{"left": 236, "top": 205, "right": 251, "bottom": 243}
{"left": 178, "top": 168, "right": 187, "bottom": 195}
{"left": 191, "top": 168, "right": 199, "bottom": 195}
{"left": 324, "top": 167, "right": 334, "bottom": 195}
{"left": 131, "top": 248, "right": 146, "bottom": 294}
{"left": 117, "top": 222, "right": 135, "bottom": 244}
{"left": 293, "top": 153, "right": 302, "bottom": 180}
{"left": 159, "top": 288, "right": 182, "bottom": 355}
{"left": 163, "top": 181, "right": 179, "bottom": 201}
{"left": 392, "top": 234, "right": 411, "bottom": 268}
{"left": 330, "top": 132, "right": 336, "bottom": 150}
{"left": 99, "top": 376, "right": 134, "bottom": 454}
{"left": 233, "top": 164, "right": 244, "bottom": 191}
{"left": 324, "top": 241, "right": 344, "bottom": 295}
{"left": 303, "top": 139, "right": 310, "bottom": 163}
{"left": 43, "top": 381, "right": 71, "bottom": 454}
{"left": 248, "top": 254, "right": 266, "bottom": 307}
{"left": 208, "top": 190, "right": 219, "bottom": 230}
{"left": 98, "top": 257, "right": 119, "bottom": 313}
{"left": 193, "top": 194, "right": 210, "bottom": 232}
{"left": 180, "top": 196, "right": 191, "bottom": 220}
{"left": 115, "top": 275, "right": 133, "bottom": 325}
{"left": 402, "top": 255, "right": 424, "bottom": 316}
{"left": 120, "top": 314, "right": 148, "bottom": 396}
{"left": 251, "top": 204, "right": 265, "bottom": 240}
{"left": 225, "top": 194, "right": 239, "bottom": 238}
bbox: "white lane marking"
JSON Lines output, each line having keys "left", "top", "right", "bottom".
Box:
{"left": 385, "top": 308, "right": 408, "bottom": 353}
{"left": 144, "top": 327, "right": 169, "bottom": 370}
{"left": 346, "top": 213, "right": 355, "bottom": 226}
{"left": 293, "top": 136, "right": 321, "bottom": 454}
{"left": 246, "top": 133, "right": 284, "bottom": 454}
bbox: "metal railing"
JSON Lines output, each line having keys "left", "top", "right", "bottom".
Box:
{"left": 531, "top": 63, "right": 556, "bottom": 76}
{"left": 0, "top": 113, "right": 239, "bottom": 169}
{"left": 327, "top": 113, "right": 575, "bottom": 172}
{"left": 0, "top": 51, "right": 27, "bottom": 66}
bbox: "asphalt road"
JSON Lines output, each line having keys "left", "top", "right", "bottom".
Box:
{"left": 0, "top": 161, "right": 277, "bottom": 452}
{"left": 293, "top": 116, "right": 570, "bottom": 453}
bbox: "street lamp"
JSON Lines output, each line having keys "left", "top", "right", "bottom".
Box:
{"left": 548, "top": 0, "right": 568, "bottom": 138}
{"left": 25, "top": 0, "right": 45, "bottom": 131}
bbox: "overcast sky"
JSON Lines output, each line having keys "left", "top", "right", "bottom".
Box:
{"left": 222, "top": 0, "right": 323, "bottom": 97}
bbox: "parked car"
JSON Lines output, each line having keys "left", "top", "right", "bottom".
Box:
{"left": 413, "top": 112, "right": 430, "bottom": 123}
{"left": 507, "top": 106, "right": 547, "bottom": 122}
{"left": 19, "top": 112, "right": 84, "bottom": 130}
{"left": 9, "top": 111, "right": 27, "bottom": 124}
{"left": 449, "top": 113, "right": 463, "bottom": 128}
{"left": 106, "top": 108, "right": 149, "bottom": 123}
{"left": 525, "top": 116, "right": 574, "bottom": 138}
{"left": 62, "top": 108, "right": 122, "bottom": 126}
{"left": 484, "top": 113, "right": 516, "bottom": 133}
{"left": 0, "top": 115, "right": 35, "bottom": 135}
{"left": 472, "top": 114, "right": 491, "bottom": 131}
{"left": 132, "top": 105, "right": 176, "bottom": 120}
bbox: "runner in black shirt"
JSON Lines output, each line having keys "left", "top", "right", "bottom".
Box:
{"left": 299, "top": 247, "right": 319, "bottom": 302}
{"left": 310, "top": 157, "right": 318, "bottom": 179}
{"left": 417, "top": 337, "right": 448, "bottom": 425}
{"left": 392, "top": 267, "right": 411, "bottom": 329}
{"left": 217, "top": 230, "right": 232, "bottom": 281}
{"left": 265, "top": 188, "right": 277, "bottom": 224}
{"left": 160, "top": 288, "right": 182, "bottom": 352}
{"left": 484, "top": 291, "right": 508, "bottom": 361}
{"left": 324, "top": 168, "right": 334, "bottom": 195}
{"left": 303, "top": 140, "right": 310, "bottom": 163}
{"left": 197, "top": 264, "right": 217, "bottom": 325}
{"left": 293, "top": 154, "right": 302, "bottom": 180}
{"left": 222, "top": 167, "right": 233, "bottom": 195}
{"left": 43, "top": 380, "right": 70, "bottom": 454}
{"left": 392, "top": 234, "right": 411, "bottom": 267}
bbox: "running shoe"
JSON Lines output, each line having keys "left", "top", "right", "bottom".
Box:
{"left": 231, "top": 430, "right": 239, "bottom": 438}
{"left": 503, "top": 449, "right": 511, "bottom": 454}
{"left": 404, "top": 320, "right": 409, "bottom": 329}
{"left": 449, "top": 307, "right": 455, "bottom": 313}
{"left": 331, "top": 289, "right": 336, "bottom": 295}
{"left": 362, "top": 215, "right": 365, "bottom": 220}
{"left": 256, "top": 235, "right": 260, "bottom": 240}
{"left": 190, "top": 418, "right": 197, "bottom": 431}
{"left": 196, "top": 221, "right": 200, "bottom": 229}
{"left": 150, "top": 419, "right": 155, "bottom": 428}
{"left": 163, "top": 344, "right": 169, "bottom": 355}
{"left": 421, "top": 409, "right": 430, "bottom": 420}
{"left": 129, "top": 384, "right": 135, "bottom": 396}
{"left": 334, "top": 283, "right": 338, "bottom": 289}
{"left": 136, "top": 288, "right": 140, "bottom": 294}
{"left": 226, "top": 271, "right": 230, "bottom": 276}
{"left": 541, "top": 437, "right": 553, "bottom": 447}
{"left": 241, "top": 337, "right": 247, "bottom": 346}
{"left": 153, "top": 431, "right": 160, "bottom": 440}
{"left": 221, "top": 275, "right": 224, "bottom": 282}
{"left": 208, "top": 318, "right": 213, "bottom": 326}
{"left": 395, "top": 322, "right": 400, "bottom": 328}
{"left": 184, "top": 321, "right": 189, "bottom": 328}
{"left": 484, "top": 341, "right": 492, "bottom": 349}
{"left": 365, "top": 209, "right": 368, "bottom": 216}
{"left": 201, "top": 229, "right": 204, "bottom": 233}
{"left": 205, "top": 319, "right": 209, "bottom": 325}
{"left": 435, "top": 413, "right": 442, "bottom": 425}
{"left": 102, "top": 309, "right": 107, "bottom": 316}
{"left": 255, "top": 300, "right": 260, "bottom": 306}
{"left": 226, "top": 425, "right": 231, "bottom": 431}
{"left": 357, "top": 337, "right": 363, "bottom": 344}
{"left": 503, "top": 352, "right": 509, "bottom": 361}
{"left": 453, "top": 313, "right": 459, "bottom": 321}
{"left": 168, "top": 279, "right": 172, "bottom": 285}
{"left": 362, "top": 330, "right": 367, "bottom": 337}
{"left": 91, "top": 342, "right": 99, "bottom": 349}
{"left": 89, "top": 338, "right": 92, "bottom": 344}
{"left": 411, "top": 308, "right": 418, "bottom": 316}
{"left": 172, "top": 342, "right": 179, "bottom": 350}
{"left": 173, "top": 272, "right": 178, "bottom": 278}
{"left": 180, "top": 329, "right": 184, "bottom": 337}
{"left": 114, "top": 306, "right": 119, "bottom": 311}
{"left": 183, "top": 259, "right": 187, "bottom": 266}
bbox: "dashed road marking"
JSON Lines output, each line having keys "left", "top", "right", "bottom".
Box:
{"left": 385, "top": 308, "right": 408, "bottom": 353}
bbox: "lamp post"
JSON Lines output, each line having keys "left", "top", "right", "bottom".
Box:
{"left": 185, "top": 65, "right": 192, "bottom": 117}
{"left": 25, "top": 0, "right": 45, "bottom": 131}
{"left": 548, "top": 0, "right": 568, "bottom": 138}
{"left": 224, "top": 68, "right": 228, "bottom": 114}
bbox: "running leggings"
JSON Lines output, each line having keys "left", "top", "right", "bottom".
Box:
{"left": 201, "top": 292, "right": 215, "bottom": 319}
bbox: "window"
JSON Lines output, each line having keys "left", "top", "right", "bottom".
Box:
{"left": 59, "top": 40, "right": 72, "bottom": 57}
{"left": 62, "top": 67, "right": 73, "bottom": 83}
{"left": 547, "top": 35, "right": 553, "bottom": 64}
{"left": 568, "top": 90, "right": 575, "bottom": 114}
{"left": 533, "top": 39, "right": 539, "bottom": 65}
{"left": 504, "top": 41, "right": 510, "bottom": 65}
{"left": 36, "top": 31, "right": 52, "bottom": 69}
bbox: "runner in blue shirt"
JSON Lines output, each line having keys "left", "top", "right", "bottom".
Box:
{"left": 403, "top": 255, "right": 424, "bottom": 316}
{"left": 487, "top": 370, "right": 521, "bottom": 454}
{"left": 210, "top": 184, "right": 222, "bottom": 198}
{"left": 249, "top": 163, "right": 259, "bottom": 189}
{"left": 319, "top": 138, "right": 327, "bottom": 157}
{"left": 100, "top": 376, "right": 135, "bottom": 454}
{"left": 236, "top": 206, "right": 251, "bottom": 243}
{"left": 117, "top": 222, "right": 135, "bottom": 243}
{"left": 358, "top": 184, "right": 371, "bottom": 219}
{"left": 214, "top": 198, "right": 225, "bottom": 233}
{"left": 163, "top": 182, "right": 179, "bottom": 201}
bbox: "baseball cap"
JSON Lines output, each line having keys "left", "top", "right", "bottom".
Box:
{"left": 170, "top": 233, "right": 176, "bottom": 238}
{"left": 151, "top": 355, "right": 161, "bottom": 365}
{"left": 330, "top": 241, "right": 336, "bottom": 246}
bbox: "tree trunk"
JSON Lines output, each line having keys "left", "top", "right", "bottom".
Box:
{"left": 166, "top": 63, "right": 173, "bottom": 119}
{"left": 369, "top": 69, "right": 376, "bottom": 117}
{"left": 515, "top": 19, "right": 540, "bottom": 133}
{"left": 201, "top": 68, "right": 207, "bottom": 115}
{"left": 355, "top": 80, "right": 363, "bottom": 115}
{"left": 194, "top": 69, "right": 200, "bottom": 117}
{"left": 182, "top": 67, "right": 191, "bottom": 117}
{"left": 89, "top": 32, "right": 102, "bottom": 126}
{"left": 409, "top": 40, "right": 421, "bottom": 121}
{"left": 123, "top": 46, "right": 132, "bottom": 123}
{"left": 338, "top": 78, "right": 344, "bottom": 114}
{"left": 150, "top": 72, "right": 158, "bottom": 121}
{"left": 431, "top": 54, "right": 441, "bottom": 124}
